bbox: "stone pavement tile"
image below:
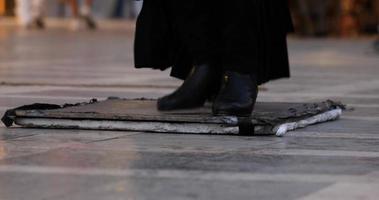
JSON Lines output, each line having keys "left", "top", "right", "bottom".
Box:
{"left": 0, "top": 172, "right": 124, "bottom": 200}
{"left": 0, "top": 86, "right": 54, "bottom": 94}
{"left": 0, "top": 128, "right": 41, "bottom": 140}
{"left": 286, "top": 131, "right": 379, "bottom": 140}
{"left": 61, "top": 132, "right": 379, "bottom": 153}
{"left": 0, "top": 128, "right": 136, "bottom": 159}
{"left": 353, "top": 88, "right": 379, "bottom": 95}
{"left": 0, "top": 144, "right": 48, "bottom": 161}
{"left": 327, "top": 97, "right": 379, "bottom": 106}
{"left": 1, "top": 146, "right": 378, "bottom": 175}
{"left": 0, "top": 86, "right": 171, "bottom": 108}
{"left": 299, "top": 182, "right": 379, "bottom": 200}
{"left": 342, "top": 107, "right": 379, "bottom": 117}
{"left": 258, "top": 93, "right": 379, "bottom": 107}
{"left": 0, "top": 169, "right": 330, "bottom": 200}
{"left": 2, "top": 129, "right": 135, "bottom": 143}
{"left": 1, "top": 73, "right": 119, "bottom": 80}
{"left": 261, "top": 81, "right": 366, "bottom": 95}
{"left": 299, "top": 118, "right": 379, "bottom": 134}
{"left": 0, "top": 86, "right": 171, "bottom": 95}
{"left": 271, "top": 137, "right": 379, "bottom": 152}
{"left": 78, "top": 133, "right": 283, "bottom": 153}
{"left": 58, "top": 177, "right": 328, "bottom": 200}
{"left": 73, "top": 132, "right": 379, "bottom": 153}
{"left": 0, "top": 75, "right": 175, "bottom": 88}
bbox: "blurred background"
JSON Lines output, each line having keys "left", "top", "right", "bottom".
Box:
{"left": 0, "top": 0, "right": 142, "bottom": 19}
{"left": 0, "top": 0, "right": 378, "bottom": 36}
{"left": 290, "top": 0, "right": 379, "bottom": 37}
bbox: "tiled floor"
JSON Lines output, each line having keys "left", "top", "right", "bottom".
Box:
{"left": 0, "top": 21, "right": 379, "bottom": 200}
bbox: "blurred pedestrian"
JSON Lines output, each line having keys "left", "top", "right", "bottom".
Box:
{"left": 16, "top": 0, "right": 45, "bottom": 29}
{"left": 112, "top": 0, "right": 142, "bottom": 19}
{"left": 16, "top": 0, "right": 96, "bottom": 30}
{"left": 293, "top": 0, "right": 338, "bottom": 36}
{"left": 64, "top": 0, "right": 97, "bottom": 30}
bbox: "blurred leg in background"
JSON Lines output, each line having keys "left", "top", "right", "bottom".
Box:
{"left": 16, "top": 0, "right": 45, "bottom": 29}
{"left": 294, "top": 0, "right": 314, "bottom": 35}
{"left": 31, "top": 0, "right": 45, "bottom": 28}
{"left": 296, "top": 0, "right": 330, "bottom": 36}
{"left": 66, "top": 0, "right": 96, "bottom": 30}
{"left": 112, "top": 0, "right": 142, "bottom": 19}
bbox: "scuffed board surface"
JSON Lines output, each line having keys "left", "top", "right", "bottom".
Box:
{"left": 3, "top": 99, "right": 345, "bottom": 136}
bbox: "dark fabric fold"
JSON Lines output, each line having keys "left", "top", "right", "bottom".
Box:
{"left": 134, "top": 0, "right": 293, "bottom": 85}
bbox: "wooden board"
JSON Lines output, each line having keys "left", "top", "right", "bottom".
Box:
{"left": 4, "top": 99, "right": 345, "bottom": 136}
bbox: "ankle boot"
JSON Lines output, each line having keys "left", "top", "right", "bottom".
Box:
{"left": 158, "top": 64, "right": 221, "bottom": 111}
{"left": 212, "top": 71, "right": 258, "bottom": 116}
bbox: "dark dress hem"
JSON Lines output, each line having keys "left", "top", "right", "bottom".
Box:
{"left": 134, "top": 0, "right": 293, "bottom": 85}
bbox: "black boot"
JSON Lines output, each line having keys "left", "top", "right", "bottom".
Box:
{"left": 158, "top": 64, "right": 221, "bottom": 111}
{"left": 212, "top": 71, "right": 258, "bottom": 116}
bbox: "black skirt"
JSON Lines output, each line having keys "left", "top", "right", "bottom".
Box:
{"left": 134, "top": 0, "right": 294, "bottom": 85}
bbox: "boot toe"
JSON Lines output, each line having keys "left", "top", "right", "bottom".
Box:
{"left": 212, "top": 71, "right": 258, "bottom": 116}
{"left": 157, "top": 96, "right": 176, "bottom": 111}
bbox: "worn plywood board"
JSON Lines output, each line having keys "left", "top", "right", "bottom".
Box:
{"left": 4, "top": 99, "right": 344, "bottom": 136}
